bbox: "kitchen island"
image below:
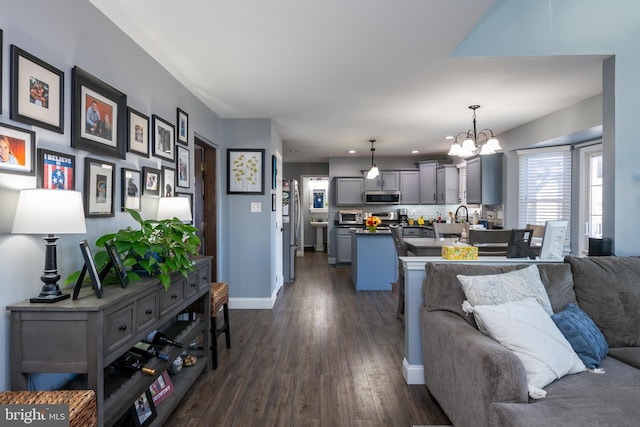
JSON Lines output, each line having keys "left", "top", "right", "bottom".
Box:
{"left": 351, "top": 229, "right": 397, "bottom": 290}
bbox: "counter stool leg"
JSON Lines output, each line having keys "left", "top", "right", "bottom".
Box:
{"left": 211, "top": 314, "right": 219, "bottom": 369}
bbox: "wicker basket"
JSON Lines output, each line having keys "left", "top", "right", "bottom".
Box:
{"left": 0, "top": 390, "right": 97, "bottom": 427}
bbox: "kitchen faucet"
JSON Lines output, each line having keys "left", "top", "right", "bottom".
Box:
{"left": 455, "top": 205, "right": 469, "bottom": 223}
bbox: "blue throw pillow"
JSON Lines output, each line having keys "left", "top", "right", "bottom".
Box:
{"left": 552, "top": 303, "right": 608, "bottom": 369}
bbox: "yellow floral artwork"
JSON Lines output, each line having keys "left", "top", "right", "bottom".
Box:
{"left": 228, "top": 149, "right": 264, "bottom": 194}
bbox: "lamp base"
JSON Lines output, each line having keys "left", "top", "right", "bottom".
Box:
{"left": 30, "top": 293, "right": 70, "bottom": 304}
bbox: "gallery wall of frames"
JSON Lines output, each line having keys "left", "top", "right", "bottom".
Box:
{"left": 0, "top": 27, "right": 194, "bottom": 220}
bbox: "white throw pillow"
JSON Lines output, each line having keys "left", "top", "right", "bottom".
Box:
{"left": 457, "top": 264, "right": 553, "bottom": 324}
{"left": 464, "top": 297, "right": 586, "bottom": 399}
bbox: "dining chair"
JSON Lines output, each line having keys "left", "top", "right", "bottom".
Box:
{"left": 433, "top": 222, "right": 464, "bottom": 239}
{"left": 468, "top": 229, "right": 513, "bottom": 256}
{"left": 389, "top": 224, "right": 407, "bottom": 321}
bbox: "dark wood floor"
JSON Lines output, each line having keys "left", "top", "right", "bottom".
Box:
{"left": 167, "top": 251, "right": 450, "bottom": 426}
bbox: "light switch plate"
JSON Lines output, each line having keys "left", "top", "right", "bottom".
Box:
{"left": 251, "top": 202, "right": 261, "bottom": 212}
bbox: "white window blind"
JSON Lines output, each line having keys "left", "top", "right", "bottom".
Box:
{"left": 457, "top": 163, "right": 467, "bottom": 205}
{"left": 518, "top": 146, "right": 572, "bottom": 251}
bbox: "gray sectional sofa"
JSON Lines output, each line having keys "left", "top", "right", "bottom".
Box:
{"left": 420, "top": 256, "right": 640, "bottom": 427}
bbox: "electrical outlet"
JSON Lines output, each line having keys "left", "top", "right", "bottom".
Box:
{"left": 251, "top": 202, "right": 261, "bottom": 212}
{"left": 411, "top": 209, "right": 416, "bottom": 216}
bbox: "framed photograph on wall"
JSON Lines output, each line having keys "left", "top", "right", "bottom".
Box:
{"left": 177, "top": 146, "right": 189, "bottom": 188}
{"left": 128, "top": 107, "right": 149, "bottom": 157}
{"left": 177, "top": 108, "right": 188, "bottom": 145}
{"left": 0, "top": 122, "right": 35, "bottom": 176}
{"left": 162, "top": 166, "right": 175, "bottom": 197}
{"left": 10, "top": 45, "right": 64, "bottom": 133}
{"left": 271, "top": 154, "right": 277, "bottom": 189}
{"left": 84, "top": 157, "right": 115, "bottom": 217}
{"left": 152, "top": 114, "right": 175, "bottom": 161}
{"left": 0, "top": 29, "right": 3, "bottom": 114}
{"left": 129, "top": 389, "right": 157, "bottom": 427}
{"left": 72, "top": 66, "right": 126, "bottom": 159}
{"left": 142, "top": 166, "right": 161, "bottom": 196}
{"left": 37, "top": 148, "right": 75, "bottom": 190}
{"left": 121, "top": 167, "right": 141, "bottom": 211}
{"left": 227, "top": 148, "right": 265, "bottom": 195}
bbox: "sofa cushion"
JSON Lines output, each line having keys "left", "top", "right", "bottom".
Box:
{"left": 565, "top": 256, "right": 640, "bottom": 347}
{"left": 458, "top": 265, "right": 553, "bottom": 318}
{"left": 423, "top": 262, "right": 576, "bottom": 328}
{"left": 608, "top": 347, "right": 640, "bottom": 370}
{"left": 465, "top": 297, "right": 586, "bottom": 399}
{"left": 552, "top": 303, "right": 608, "bottom": 369}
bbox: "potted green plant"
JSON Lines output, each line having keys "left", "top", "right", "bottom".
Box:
{"left": 66, "top": 208, "right": 201, "bottom": 290}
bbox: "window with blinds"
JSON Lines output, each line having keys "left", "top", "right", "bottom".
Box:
{"left": 517, "top": 146, "right": 572, "bottom": 252}
{"left": 457, "top": 163, "right": 467, "bottom": 205}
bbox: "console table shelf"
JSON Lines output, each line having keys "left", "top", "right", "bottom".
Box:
{"left": 7, "top": 256, "right": 212, "bottom": 427}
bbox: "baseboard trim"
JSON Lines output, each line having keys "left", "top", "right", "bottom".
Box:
{"left": 403, "top": 359, "right": 425, "bottom": 385}
{"left": 229, "top": 285, "right": 280, "bottom": 310}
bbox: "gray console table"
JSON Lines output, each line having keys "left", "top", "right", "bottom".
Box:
{"left": 7, "top": 256, "right": 212, "bottom": 427}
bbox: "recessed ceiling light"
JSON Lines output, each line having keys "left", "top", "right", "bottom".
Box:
{"left": 411, "top": 150, "right": 419, "bottom": 154}
{"left": 445, "top": 135, "right": 454, "bottom": 140}
{"left": 348, "top": 150, "right": 356, "bottom": 154}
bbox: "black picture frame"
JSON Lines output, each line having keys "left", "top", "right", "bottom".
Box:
{"left": 129, "top": 389, "right": 157, "bottom": 427}
{"left": 0, "top": 29, "right": 3, "bottom": 115}
{"left": 272, "top": 193, "right": 276, "bottom": 211}
{"left": 128, "top": 107, "right": 150, "bottom": 157}
{"left": 152, "top": 114, "right": 175, "bottom": 161}
{"left": 176, "top": 146, "right": 190, "bottom": 188}
{"left": 271, "top": 154, "right": 277, "bottom": 189}
{"left": 143, "top": 166, "right": 161, "bottom": 196}
{"left": 162, "top": 166, "right": 176, "bottom": 197}
{"left": 0, "top": 122, "right": 36, "bottom": 176}
{"left": 84, "top": 157, "right": 115, "bottom": 217}
{"left": 74, "top": 240, "right": 103, "bottom": 299}
{"left": 10, "top": 45, "right": 64, "bottom": 133}
{"left": 177, "top": 108, "right": 188, "bottom": 145}
{"left": 37, "top": 148, "right": 75, "bottom": 190}
{"left": 121, "top": 167, "right": 141, "bottom": 211}
{"left": 104, "top": 240, "right": 129, "bottom": 288}
{"left": 506, "top": 228, "right": 535, "bottom": 259}
{"left": 227, "top": 148, "right": 265, "bottom": 195}
{"left": 72, "top": 66, "right": 126, "bottom": 159}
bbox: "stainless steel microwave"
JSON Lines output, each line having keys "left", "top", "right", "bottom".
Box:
{"left": 364, "top": 191, "right": 401, "bottom": 205}
{"left": 338, "top": 210, "right": 363, "bottom": 225}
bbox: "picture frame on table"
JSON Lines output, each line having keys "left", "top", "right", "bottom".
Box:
{"left": 127, "top": 107, "right": 150, "bottom": 157}
{"left": 149, "top": 370, "right": 174, "bottom": 406}
{"left": 74, "top": 240, "right": 103, "bottom": 299}
{"left": 72, "top": 66, "right": 126, "bottom": 159}
{"left": 177, "top": 108, "right": 188, "bottom": 145}
{"left": 162, "top": 166, "right": 176, "bottom": 197}
{"left": 175, "top": 192, "right": 193, "bottom": 224}
{"left": 121, "top": 167, "right": 141, "bottom": 211}
{"left": 227, "top": 148, "right": 265, "bottom": 195}
{"left": 129, "top": 389, "right": 157, "bottom": 427}
{"left": 142, "top": 166, "right": 161, "bottom": 196}
{"left": 10, "top": 45, "right": 64, "bottom": 133}
{"left": 0, "top": 122, "right": 35, "bottom": 176}
{"left": 176, "top": 145, "right": 190, "bottom": 188}
{"left": 152, "top": 114, "right": 175, "bottom": 161}
{"left": 37, "top": 148, "right": 75, "bottom": 190}
{"left": 104, "top": 240, "right": 129, "bottom": 288}
{"left": 84, "top": 157, "right": 115, "bottom": 218}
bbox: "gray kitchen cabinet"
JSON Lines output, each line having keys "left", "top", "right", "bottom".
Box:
{"left": 436, "top": 164, "right": 459, "bottom": 205}
{"left": 337, "top": 227, "right": 354, "bottom": 263}
{"left": 364, "top": 171, "right": 400, "bottom": 191}
{"left": 418, "top": 161, "right": 437, "bottom": 204}
{"left": 335, "top": 177, "right": 364, "bottom": 206}
{"left": 466, "top": 153, "right": 502, "bottom": 205}
{"left": 7, "top": 258, "right": 212, "bottom": 427}
{"left": 399, "top": 170, "right": 420, "bottom": 204}
{"left": 402, "top": 227, "right": 421, "bottom": 238}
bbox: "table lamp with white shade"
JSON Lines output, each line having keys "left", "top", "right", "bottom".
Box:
{"left": 156, "top": 196, "right": 192, "bottom": 222}
{"left": 11, "top": 189, "right": 87, "bottom": 303}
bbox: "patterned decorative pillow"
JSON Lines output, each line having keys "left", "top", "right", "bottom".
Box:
{"left": 457, "top": 264, "right": 553, "bottom": 316}
{"left": 552, "top": 303, "right": 608, "bottom": 369}
{"left": 464, "top": 297, "right": 586, "bottom": 399}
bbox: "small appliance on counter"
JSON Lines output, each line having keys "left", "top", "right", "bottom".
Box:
{"left": 338, "top": 209, "right": 364, "bottom": 225}
{"left": 397, "top": 208, "right": 409, "bottom": 225}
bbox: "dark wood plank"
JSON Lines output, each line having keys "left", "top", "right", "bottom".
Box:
{"left": 166, "top": 251, "right": 450, "bottom": 426}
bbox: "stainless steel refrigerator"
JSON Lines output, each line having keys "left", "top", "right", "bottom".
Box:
{"left": 283, "top": 179, "right": 300, "bottom": 283}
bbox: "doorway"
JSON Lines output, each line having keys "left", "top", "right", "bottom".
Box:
{"left": 194, "top": 135, "right": 218, "bottom": 280}
{"left": 301, "top": 176, "right": 329, "bottom": 254}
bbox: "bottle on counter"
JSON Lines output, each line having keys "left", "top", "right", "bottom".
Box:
{"left": 129, "top": 341, "right": 170, "bottom": 361}
{"left": 112, "top": 353, "right": 155, "bottom": 376}
{"left": 146, "top": 330, "right": 183, "bottom": 348}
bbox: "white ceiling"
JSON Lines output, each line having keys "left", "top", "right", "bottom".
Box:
{"left": 89, "top": 0, "right": 604, "bottom": 162}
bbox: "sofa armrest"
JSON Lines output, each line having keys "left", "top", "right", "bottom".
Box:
{"left": 421, "top": 306, "right": 528, "bottom": 427}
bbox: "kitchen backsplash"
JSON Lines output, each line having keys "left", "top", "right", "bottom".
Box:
{"left": 336, "top": 204, "right": 504, "bottom": 226}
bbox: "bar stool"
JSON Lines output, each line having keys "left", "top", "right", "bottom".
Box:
{"left": 210, "top": 282, "right": 231, "bottom": 369}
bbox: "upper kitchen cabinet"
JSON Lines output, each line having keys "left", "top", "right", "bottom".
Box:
{"left": 363, "top": 171, "right": 400, "bottom": 191}
{"left": 335, "top": 177, "right": 364, "bottom": 206}
{"left": 418, "top": 161, "right": 437, "bottom": 204}
{"left": 466, "top": 153, "right": 503, "bottom": 205}
{"left": 436, "top": 165, "right": 459, "bottom": 205}
{"left": 399, "top": 170, "right": 420, "bottom": 204}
